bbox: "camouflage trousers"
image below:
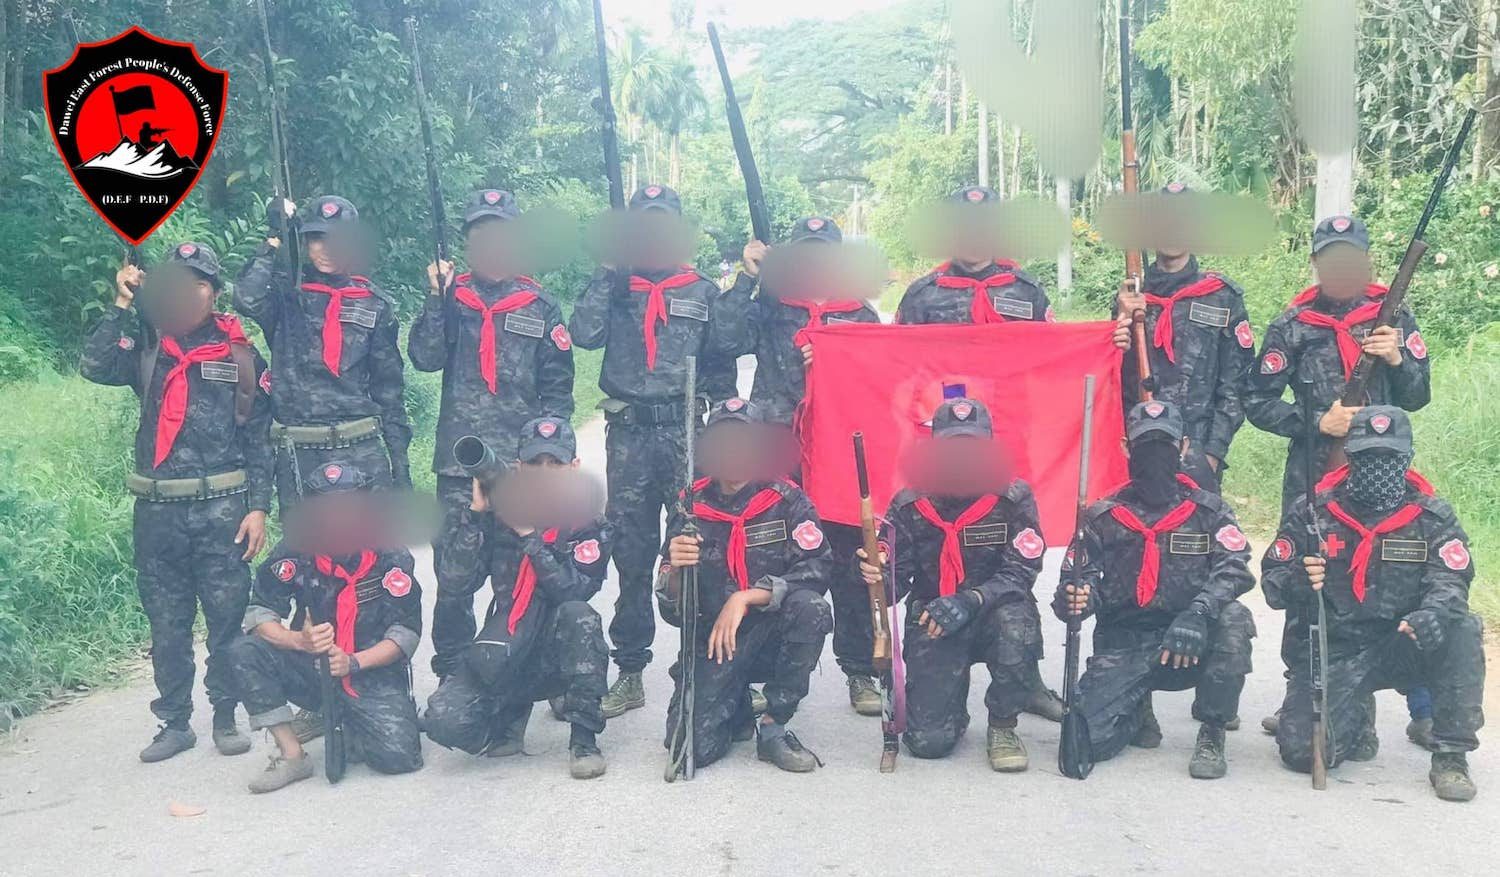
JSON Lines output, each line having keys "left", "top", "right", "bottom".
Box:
{"left": 429, "top": 474, "right": 477, "bottom": 679}
{"left": 1079, "top": 601, "right": 1256, "bottom": 763}
{"left": 1277, "top": 613, "right": 1485, "bottom": 772}
{"left": 273, "top": 433, "right": 392, "bottom": 518}
{"left": 423, "top": 601, "right": 609, "bottom": 754}
{"left": 902, "top": 595, "right": 1042, "bottom": 759}
{"left": 605, "top": 420, "right": 688, "bottom": 672}
{"left": 823, "top": 523, "right": 875, "bottom": 679}
{"left": 663, "top": 589, "right": 832, "bottom": 768}
{"left": 225, "top": 634, "right": 423, "bottom": 775}
{"left": 133, "top": 494, "right": 251, "bottom": 726}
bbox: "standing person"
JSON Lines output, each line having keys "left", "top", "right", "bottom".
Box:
{"left": 1116, "top": 183, "right": 1255, "bottom": 492}
{"left": 235, "top": 195, "right": 412, "bottom": 514}
{"left": 1053, "top": 401, "right": 1256, "bottom": 778}
{"left": 727, "top": 216, "right": 885, "bottom": 716}
{"left": 858, "top": 398, "right": 1046, "bottom": 770}
{"left": 569, "top": 183, "right": 743, "bottom": 717}
{"left": 1262, "top": 407, "right": 1483, "bottom": 802}
{"left": 657, "top": 399, "right": 834, "bottom": 772}
{"left": 422, "top": 418, "right": 612, "bottom": 779}
{"left": 81, "top": 243, "right": 270, "bottom": 763}
{"left": 409, "top": 189, "right": 575, "bottom": 679}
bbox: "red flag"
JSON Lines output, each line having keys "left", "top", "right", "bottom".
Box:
{"left": 800, "top": 321, "right": 1129, "bottom": 544}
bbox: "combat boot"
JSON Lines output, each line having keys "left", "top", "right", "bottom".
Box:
{"left": 1260, "top": 712, "right": 1280, "bottom": 735}
{"left": 212, "top": 706, "right": 251, "bottom": 756}
{"left": 485, "top": 709, "right": 531, "bottom": 758}
{"left": 749, "top": 687, "right": 768, "bottom": 716}
{"left": 600, "top": 672, "right": 644, "bottom": 719}
{"left": 847, "top": 675, "right": 882, "bottom": 717}
{"left": 1188, "top": 724, "right": 1228, "bottom": 779}
{"left": 1430, "top": 752, "right": 1477, "bottom": 802}
{"left": 247, "top": 753, "right": 314, "bottom": 794}
{"left": 1407, "top": 717, "right": 1435, "bottom": 750}
{"left": 290, "top": 708, "right": 324, "bottom": 743}
{"left": 756, "top": 725, "right": 821, "bottom": 772}
{"left": 986, "top": 724, "right": 1029, "bottom": 772}
{"left": 139, "top": 724, "right": 196, "bottom": 763}
{"left": 1022, "top": 685, "right": 1065, "bottom": 723}
{"left": 1347, "top": 727, "right": 1380, "bottom": 762}
{"left": 568, "top": 727, "right": 607, "bottom": 779}
{"left": 1131, "top": 696, "right": 1162, "bottom": 749}
{"left": 1225, "top": 715, "right": 1241, "bottom": 731}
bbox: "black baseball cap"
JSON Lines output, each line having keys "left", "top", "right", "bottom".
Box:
{"left": 788, "top": 216, "right": 842, "bottom": 245}
{"left": 628, "top": 183, "right": 682, "bottom": 215}
{"left": 1126, "top": 400, "right": 1185, "bottom": 443}
{"left": 300, "top": 195, "right": 359, "bottom": 235}
{"left": 463, "top": 188, "right": 521, "bottom": 228}
{"left": 932, "top": 397, "right": 993, "bottom": 439}
{"left": 950, "top": 185, "right": 1000, "bottom": 205}
{"left": 167, "top": 241, "right": 221, "bottom": 287}
{"left": 1345, "top": 406, "right": 1413, "bottom": 455}
{"left": 1312, "top": 215, "right": 1370, "bottom": 255}
{"left": 302, "top": 460, "right": 376, "bottom": 494}
{"left": 518, "top": 416, "right": 577, "bottom": 463}
{"left": 706, "top": 397, "right": 763, "bottom": 428}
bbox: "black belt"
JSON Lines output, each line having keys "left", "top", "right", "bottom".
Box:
{"left": 605, "top": 398, "right": 707, "bottom": 427}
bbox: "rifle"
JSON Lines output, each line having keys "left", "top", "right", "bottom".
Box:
{"left": 592, "top": 0, "right": 626, "bottom": 211}
{"left": 1117, "top": 15, "right": 1153, "bottom": 403}
{"left": 853, "top": 433, "right": 904, "bottom": 772}
{"left": 1300, "top": 379, "right": 1332, "bottom": 790}
{"left": 306, "top": 591, "right": 347, "bottom": 783}
{"left": 706, "top": 22, "right": 772, "bottom": 244}
{"left": 405, "top": 17, "right": 450, "bottom": 293}
{"left": 665, "top": 356, "right": 701, "bottom": 782}
{"left": 255, "top": 0, "right": 300, "bottom": 284}
{"left": 1058, "top": 375, "right": 1097, "bottom": 780}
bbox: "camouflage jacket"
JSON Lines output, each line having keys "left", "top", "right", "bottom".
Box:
{"left": 436, "top": 507, "right": 613, "bottom": 618}
{"left": 895, "top": 260, "right": 1052, "bottom": 325}
{"left": 881, "top": 479, "right": 1045, "bottom": 605}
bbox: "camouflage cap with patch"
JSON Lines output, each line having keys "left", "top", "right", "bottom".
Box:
{"left": 628, "top": 183, "right": 682, "bottom": 215}
{"left": 1312, "top": 214, "right": 1370, "bottom": 255}
{"left": 1126, "top": 399, "right": 1185, "bottom": 443}
{"left": 167, "top": 240, "right": 222, "bottom": 285}
{"left": 518, "top": 415, "right": 577, "bottom": 463}
{"left": 706, "top": 397, "right": 764, "bottom": 428}
{"left": 463, "top": 188, "right": 521, "bottom": 228}
{"left": 300, "top": 195, "right": 360, "bottom": 235}
{"left": 1345, "top": 405, "right": 1413, "bottom": 455}
{"left": 932, "top": 396, "right": 993, "bottom": 439}
{"left": 788, "top": 215, "right": 843, "bottom": 245}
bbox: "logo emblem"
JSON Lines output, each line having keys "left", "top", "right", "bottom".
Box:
{"left": 272, "top": 559, "right": 297, "bottom": 582}
{"left": 645, "top": 185, "right": 662, "bottom": 198}
{"left": 1260, "top": 349, "right": 1287, "bottom": 375}
{"left": 320, "top": 201, "right": 340, "bottom": 218}
{"left": 806, "top": 218, "right": 825, "bottom": 231}
{"left": 793, "top": 520, "right": 825, "bottom": 550}
{"left": 1235, "top": 320, "right": 1254, "bottom": 349}
{"left": 1439, "top": 539, "right": 1471, "bottom": 571}
{"left": 484, "top": 190, "right": 502, "bottom": 205}
{"left": 177, "top": 243, "right": 197, "bottom": 258}
{"left": 1144, "top": 402, "right": 1165, "bottom": 418}
{"left": 323, "top": 464, "right": 343, "bottom": 482}
{"left": 1013, "top": 527, "right": 1045, "bottom": 560}
{"left": 382, "top": 567, "right": 412, "bottom": 597}
{"left": 1166, "top": 182, "right": 1186, "bottom": 193}
{"left": 550, "top": 323, "right": 571, "bottom": 351}
{"left": 1370, "top": 414, "right": 1392, "bottom": 434}
{"left": 573, "top": 539, "right": 601, "bottom": 565}
{"left": 951, "top": 401, "right": 973, "bottom": 421}
{"left": 43, "top": 28, "right": 227, "bottom": 244}
{"left": 1406, "top": 330, "right": 1427, "bottom": 359}
{"left": 966, "top": 188, "right": 985, "bottom": 202}
{"left": 258, "top": 368, "right": 272, "bottom": 394}
{"left": 537, "top": 420, "right": 558, "bottom": 438}
{"left": 726, "top": 398, "right": 745, "bottom": 412}
{"left": 1270, "top": 537, "right": 1294, "bottom": 562}
{"left": 1216, "top": 524, "right": 1248, "bottom": 551}
{"left": 1332, "top": 216, "right": 1352, "bottom": 233}
{"left": 118, "top": 335, "right": 135, "bottom": 351}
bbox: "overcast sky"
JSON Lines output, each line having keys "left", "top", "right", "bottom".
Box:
{"left": 607, "top": 0, "right": 906, "bottom": 34}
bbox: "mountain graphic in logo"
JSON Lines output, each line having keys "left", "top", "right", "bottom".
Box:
{"left": 78, "top": 138, "right": 199, "bottom": 180}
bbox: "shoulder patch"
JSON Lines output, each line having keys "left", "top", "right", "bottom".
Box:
{"left": 1012, "top": 527, "right": 1045, "bottom": 559}
{"left": 258, "top": 368, "right": 272, "bottom": 394}
{"left": 550, "top": 323, "right": 572, "bottom": 351}
{"left": 1269, "top": 536, "right": 1294, "bottom": 562}
{"left": 117, "top": 335, "right": 135, "bottom": 351}
{"left": 1439, "top": 538, "right": 1471, "bottom": 571}
{"left": 271, "top": 558, "right": 297, "bottom": 582}
{"left": 1405, "top": 330, "right": 1428, "bottom": 359}
{"left": 1260, "top": 349, "right": 1287, "bottom": 375}
{"left": 382, "top": 567, "right": 413, "bottom": 597}
{"left": 1235, "top": 320, "right": 1255, "bottom": 349}
{"left": 573, "top": 538, "right": 601, "bottom": 565}
{"left": 792, "top": 520, "right": 825, "bottom": 550}
{"left": 1215, "top": 524, "right": 1248, "bottom": 551}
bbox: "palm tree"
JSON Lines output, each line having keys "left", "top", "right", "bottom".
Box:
{"left": 646, "top": 53, "right": 708, "bottom": 188}
{"left": 611, "top": 26, "right": 670, "bottom": 192}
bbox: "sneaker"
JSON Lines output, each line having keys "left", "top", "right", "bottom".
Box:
{"left": 1430, "top": 752, "right": 1477, "bottom": 802}
{"left": 212, "top": 708, "right": 252, "bottom": 757}
{"left": 1407, "top": 717, "right": 1435, "bottom": 750}
{"left": 1188, "top": 724, "right": 1228, "bottom": 779}
{"left": 749, "top": 687, "right": 768, "bottom": 716}
{"left": 569, "top": 742, "right": 607, "bottom": 780}
{"left": 1022, "top": 685, "right": 1065, "bottom": 723}
{"left": 986, "top": 725, "right": 1029, "bottom": 772}
{"left": 756, "top": 727, "right": 821, "bottom": 773}
{"left": 290, "top": 708, "right": 324, "bottom": 744}
{"left": 847, "top": 675, "right": 883, "bottom": 717}
{"left": 247, "top": 753, "right": 315, "bottom": 794}
{"left": 485, "top": 710, "right": 531, "bottom": 758}
{"left": 1130, "top": 696, "right": 1162, "bottom": 749}
{"left": 600, "top": 672, "right": 645, "bottom": 719}
{"left": 139, "top": 724, "right": 196, "bottom": 763}
{"left": 1347, "top": 728, "right": 1380, "bottom": 762}
{"left": 1260, "top": 713, "right": 1280, "bottom": 735}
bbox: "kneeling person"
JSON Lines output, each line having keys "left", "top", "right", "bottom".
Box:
{"left": 227, "top": 462, "right": 424, "bottom": 793}
{"left": 658, "top": 399, "right": 834, "bottom": 773}
{"left": 1054, "top": 401, "right": 1256, "bottom": 778}
{"left": 422, "top": 418, "right": 612, "bottom": 779}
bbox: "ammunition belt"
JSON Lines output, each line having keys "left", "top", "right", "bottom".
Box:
{"left": 271, "top": 416, "right": 382, "bottom": 450}
{"left": 126, "top": 469, "right": 248, "bottom": 502}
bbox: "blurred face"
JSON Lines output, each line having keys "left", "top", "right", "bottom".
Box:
{"left": 1312, "top": 244, "right": 1373, "bottom": 301}
{"left": 140, "top": 263, "right": 215, "bottom": 336}
{"left": 630, "top": 211, "right": 696, "bottom": 271}
{"left": 492, "top": 459, "right": 601, "bottom": 532}
{"left": 1156, "top": 246, "right": 1190, "bottom": 263}
{"left": 698, "top": 421, "right": 795, "bottom": 485}
{"left": 285, "top": 491, "right": 403, "bottom": 557}
{"left": 305, "top": 235, "right": 338, "bottom": 274}
{"left": 902, "top": 434, "right": 1013, "bottom": 497}
{"left": 465, "top": 219, "right": 521, "bottom": 281}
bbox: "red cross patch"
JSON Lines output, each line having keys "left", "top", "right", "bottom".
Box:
{"left": 1323, "top": 532, "right": 1347, "bottom": 558}
{"left": 1406, "top": 330, "right": 1427, "bottom": 359}
{"left": 573, "top": 538, "right": 601, "bottom": 565}
{"left": 793, "top": 520, "right": 824, "bottom": 550}
{"left": 1216, "top": 524, "right": 1247, "bottom": 551}
{"left": 550, "top": 323, "right": 571, "bottom": 351}
{"left": 258, "top": 368, "right": 272, "bottom": 394}
{"left": 538, "top": 420, "right": 558, "bottom": 438}
{"left": 321, "top": 201, "right": 340, "bottom": 218}
{"left": 178, "top": 243, "right": 197, "bottom": 257}
{"left": 1235, "top": 320, "right": 1254, "bottom": 349}
{"left": 382, "top": 567, "right": 412, "bottom": 597}
{"left": 1260, "top": 349, "right": 1287, "bottom": 375}
{"left": 1013, "top": 527, "right": 1045, "bottom": 559}
{"left": 323, "top": 464, "right": 343, "bottom": 482}
{"left": 272, "top": 559, "right": 297, "bottom": 582}
{"left": 1439, "top": 538, "right": 1471, "bottom": 571}
{"left": 484, "top": 190, "right": 501, "bottom": 205}
{"left": 117, "top": 335, "right": 135, "bottom": 350}
{"left": 1270, "top": 537, "right": 1294, "bottom": 562}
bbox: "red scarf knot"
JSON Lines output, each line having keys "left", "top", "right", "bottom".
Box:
{"left": 912, "top": 495, "right": 1001, "bottom": 596}
{"left": 693, "top": 486, "right": 786, "bottom": 589}
{"left": 314, "top": 550, "right": 378, "bottom": 697}
{"left": 1294, "top": 298, "right": 1385, "bottom": 380}
{"left": 453, "top": 282, "right": 540, "bottom": 394}
{"left": 1324, "top": 501, "right": 1424, "bottom": 602}
{"left": 1145, "top": 275, "right": 1225, "bottom": 364}
{"left": 628, "top": 270, "right": 700, "bottom": 371}
{"left": 1109, "top": 498, "right": 1199, "bottom": 607}
{"left": 782, "top": 298, "right": 866, "bottom": 347}
{"left": 152, "top": 315, "right": 248, "bottom": 468}
{"left": 935, "top": 265, "right": 1020, "bottom": 325}
{"left": 301, "top": 280, "right": 374, "bottom": 376}
{"left": 508, "top": 528, "right": 561, "bottom": 634}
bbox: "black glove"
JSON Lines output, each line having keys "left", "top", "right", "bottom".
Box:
{"left": 1402, "top": 609, "right": 1446, "bottom": 652}
{"left": 1161, "top": 607, "right": 1210, "bottom": 661}
{"left": 925, "top": 590, "right": 981, "bottom": 636}
{"left": 1052, "top": 581, "right": 1097, "bottom": 621}
{"left": 266, "top": 196, "right": 293, "bottom": 238}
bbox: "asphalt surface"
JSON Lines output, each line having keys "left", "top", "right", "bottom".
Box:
{"left": 3, "top": 356, "right": 1496, "bottom": 875}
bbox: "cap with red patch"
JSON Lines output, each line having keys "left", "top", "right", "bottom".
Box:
{"left": 788, "top": 215, "right": 842, "bottom": 245}
{"left": 1126, "top": 399, "right": 1184, "bottom": 443}
{"left": 1312, "top": 214, "right": 1369, "bottom": 254}
{"left": 628, "top": 183, "right": 682, "bottom": 214}
{"left": 951, "top": 185, "right": 1000, "bottom": 205}
{"left": 300, "top": 195, "right": 359, "bottom": 235}
{"left": 518, "top": 416, "right": 576, "bottom": 463}
{"left": 932, "top": 396, "right": 992, "bottom": 439}
{"left": 463, "top": 188, "right": 520, "bottom": 227}
{"left": 707, "top": 397, "right": 764, "bottom": 428}
{"left": 167, "top": 240, "right": 222, "bottom": 284}
{"left": 1345, "top": 405, "right": 1412, "bottom": 455}
{"left": 1162, "top": 182, "right": 1190, "bottom": 195}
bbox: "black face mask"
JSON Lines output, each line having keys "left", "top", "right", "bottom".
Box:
{"left": 1343, "top": 450, "right": 1412, "bottom": 513}
{"left": 1127, "top": 438, "right": 1183, "bottom": 510}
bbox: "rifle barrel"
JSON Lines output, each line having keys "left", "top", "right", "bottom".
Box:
{"left": 406, "top": 18, "right": 448, "bottom": 266}
{"left": 593, "top": 0, "right": 626, "bottom": 210}
{"left": 1413, "top": 107, "right": 1477, "bottom": 241}
{"left": 707, "top": 22, "right": 772, "bottom": 244}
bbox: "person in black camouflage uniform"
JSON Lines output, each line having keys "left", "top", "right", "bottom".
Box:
{"left": 81, "top": 242, "right": 271, "bottom": 763}
{"left": 234, "top": 195, "right": 412, "bottom": 515}
{"left": 1055, "top": 401, "right": 1256, "bottom": 779}
{"left": 226, "top": 461, "right": 424, "bottom": 794}
{"left": 409, "top": 189, "right": 575, "bottom": 679}
{"left": 1262, "top": 406, "right": 1483, "bottom": 802}
{"left": 859, "top": 398, "right": 1045, "bottom": 770}
{"left": 422, "top": 417, "right": 611, "bottom": 779}
{"left": 569, "top": 184, "right": 743, "bottom": 716}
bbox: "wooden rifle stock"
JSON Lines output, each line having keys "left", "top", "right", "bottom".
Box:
{"left": 1118, "top": 15, "right": 1152, "bottom": 402}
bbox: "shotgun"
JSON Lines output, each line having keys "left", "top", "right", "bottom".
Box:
{"left": 665, "top": 356, "right": 701, "bottom": 782}
{"left": 707, "top": 22, "right": 771, "bottom": 244}
{"left": 853, "top": 432, "right": 903, "bottom": 772}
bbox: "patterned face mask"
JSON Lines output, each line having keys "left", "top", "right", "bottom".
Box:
{"left": 1343, "top": 450, "right": 1413, "bottom": 513}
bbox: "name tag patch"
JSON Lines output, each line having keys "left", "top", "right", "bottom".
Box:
{"left": 1168, "top": 532, "right": 1211, "bottom": 555}
{"left": 200, "top": 361, "right": 240, "bottom": 383}
{"left": 339, "top": 304, "right": 378, "bottom": 329}
{"left": 825, "top": 315, "right": 860, "bottom": 325}
{"left": 1187, "top": 302, "right": 1231, "bottom": 328}
{"left": 502, "top": 313, "right": 546, "bottom": 338}
{"left": 990, "top": 296, "right": 1034, "bottom": 320}
{"left": 962, "top": 522, "right": 1009, "bottom": 547}
{"left": 668, "top": 298, "right": 709, "bottom": 321}
{"left": 1380, "top": 539, "right": 1428, "bottom": 563}
{"left": 744, "top": 520, "right": 787, "bottom": 547}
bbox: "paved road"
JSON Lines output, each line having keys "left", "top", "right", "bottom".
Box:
{"left": 3, "top": 358, "right": 1496, "bottom": 875}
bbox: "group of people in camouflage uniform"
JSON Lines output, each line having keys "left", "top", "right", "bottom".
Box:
{"left": 81, "top": 178, "right": 1482, "bottom": 801}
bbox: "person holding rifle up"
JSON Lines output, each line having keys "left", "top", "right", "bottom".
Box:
{"left": 1261, "top": 407, "right": 1483, "bottom": 802}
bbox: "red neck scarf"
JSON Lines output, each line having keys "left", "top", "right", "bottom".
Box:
{"left": 1294, "top": 292, "right": 1385, "bottom": 380}
{"left": 1324, "top": 501, "right": 1424, "bottom": 603}
{"left": 912, "top": 495, "right": 1001, "bottom": 596}
{"left": 153, "top": 315, "right": 248, "bottom": 468}
{"left": 301, "top": 280, "right": 374, "bottom": 376}
{"left": 313, "top": 549, "right": 377, "bottom": 697}
{"left": 1289, "top": 282, "right": 1387, "bottom": 308}
{"left": 508, "top": 528, "right": 560, "bottom": 634}
{"left": 934, "top": 260, "right": 1020, "bottom": 325}
{"left": 781, "top": 298, "right": 866, "bottom": 347}
{"left": 453, "top": 278, "right": 539, "bottom": 394}
{"left": 1146, "top": 274, "right": 1225, "bottom": 363}
{"left": 629, "top": 270, "right": 700, "bottom": 371}
{"left": 1109, "top": 495, "right": 1200, "bottom": 607}
{"left": 693, "top": 485, "right": 786, "bottom": 589}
